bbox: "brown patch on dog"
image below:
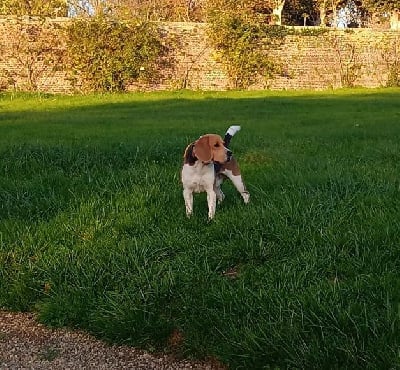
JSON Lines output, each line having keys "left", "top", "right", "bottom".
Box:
{"left": 183, "top": 143, "right": 197, "bottom": 165}
{"left": 217, "top": 157, "right": 241, "bottom": 176}
{"left": 207, "top": 134, "right": 227, "bottom": 163}
{"left": 193, "top": 136, "right": 212, "bottom": 162}
{"left": 194, "top": 134, "right": 227, "bottom": 164}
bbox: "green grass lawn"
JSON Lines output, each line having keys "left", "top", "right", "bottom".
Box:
{"left": 1, "top": 89, "right": 399, "bottom": 368}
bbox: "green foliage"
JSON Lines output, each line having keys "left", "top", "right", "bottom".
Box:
{"left": 283, "top": 0, "right": 320, "bottom": 26}
{"left": 382, "top": 37, "right": 400, "bottom": 87}
{"left": 207, "top": 0, "right": 287, "bottom": 89}
{"left": 330, "top": 35, "right": 362, "bottom": 88}
{"left": 292, "top": 26, "right": 330, "bottom": 36}
{"left": 66, "top": 17, "right": 168, "bottom": 93}
{"left": 386, "top": 63, "right": 400, "bottom": 87}
{"left": 1, "top": 89, "right": 400, "bottom": 368}
{"left": 0, "top": 0, "right": 67, "bottom": 16}
{"left": 362, "top": 0, "right": 400, "bottom": 13}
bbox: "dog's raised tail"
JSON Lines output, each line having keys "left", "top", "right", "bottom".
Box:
{"left": 224, "top": 125, "right": 241, "bottom": 148}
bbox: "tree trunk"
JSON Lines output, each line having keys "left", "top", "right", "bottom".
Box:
{"left": 319, "top": 1, "right": 327, "bottom": 26}
{"left": 390, "top": 10, "right": 400, "bottom": 30}
{"left": 331, "top": 0, "right": 338, "bottom": 27}
{"left": 272, "top": 0, "right": 285, "bottom": 25}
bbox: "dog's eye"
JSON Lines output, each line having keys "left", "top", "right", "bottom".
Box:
{"left": 214, "top": 143, "right": 220, "bottom": 148}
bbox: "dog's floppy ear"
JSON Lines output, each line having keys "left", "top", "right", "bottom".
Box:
{"left": 194, "top": 135, "right": 212, "bottom": 163}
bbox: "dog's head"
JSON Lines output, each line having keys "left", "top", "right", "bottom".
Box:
{"left": 193, "top": 134, "right": 232, "bottom": 164}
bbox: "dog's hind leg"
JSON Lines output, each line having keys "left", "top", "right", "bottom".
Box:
{"left": 224, "top": 171, "right": 250, "bottom": 204}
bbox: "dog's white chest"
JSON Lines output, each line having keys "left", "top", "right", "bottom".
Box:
{"left": 181, "top": 162, "right": 215, "bottom": 193}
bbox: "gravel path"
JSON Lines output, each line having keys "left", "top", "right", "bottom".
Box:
{"left": 0, "top": 311, "right": 225, "bottom": 370}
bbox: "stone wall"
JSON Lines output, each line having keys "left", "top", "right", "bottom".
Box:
{"left": 0, "top": 17, "right": 399, "bottom": 93}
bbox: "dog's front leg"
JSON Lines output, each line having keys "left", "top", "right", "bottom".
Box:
{"left": 183, "top": 188, "right": 194, "bottom": 217}
{"left": 206, "top": 188, "right": 217, "bottom": 220}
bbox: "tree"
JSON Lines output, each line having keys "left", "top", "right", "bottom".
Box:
{"left": 66, "top": 0, "right": 205, "bottom": 21}
{"left": 66, "top": 0, "right": 109, "bottom": 17}
{"left": 4, "top": 21, "right": 66, "bottom": 90}
{"left": 269, "top": 0, "right": 286, "bottom": 25}
{"left": 284, "top": 0, "right": 335, "bottom": 26}
{"left": 253, "top": 0, "right": 286, "bottom": 24}
{"left": 283, "top": 0, "right": 319, "bottom": 25}
{"left": 319, "top": 0, "right": 328, "bottom": 25}
{"left": 336, "top": 0, "right": 364, "bottom": 28}
{"left": 112, "top": 0, "right": 204, "bottom": 22}
{"left": 0, "top": 0, "right": 67, "bottom": 16}
{"left": 312, "top": 0, "right": 349, "bottom": 26}
{"left": 362, "top": 0, "right": 400, "bottom": 29}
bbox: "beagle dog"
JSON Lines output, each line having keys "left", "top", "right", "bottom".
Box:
{"left": 181, "top": 125, "right": 250, "bottom": 219}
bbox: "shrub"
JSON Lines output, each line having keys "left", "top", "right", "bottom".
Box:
{"left": 0, "top": 19, "right": 65, "bottom": 92}
{"left": 206, "top": 0, "right": 286, "bottom": 89}
{"left": 66, "top": 17, "right": 168, "bottom": 92}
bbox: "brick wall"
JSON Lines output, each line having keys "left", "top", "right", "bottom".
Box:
{"left": 0, "top": 16, "right": 72, "bottom": 93}
{"left": 0, "top": 17, "right": 399, "bottom": 93}
{"left": 267, "top": 28, "right": 400, "bottom": 90}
